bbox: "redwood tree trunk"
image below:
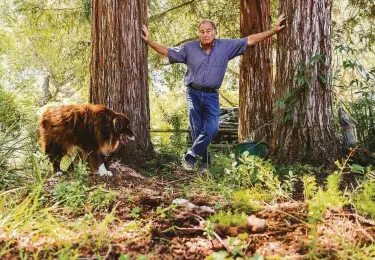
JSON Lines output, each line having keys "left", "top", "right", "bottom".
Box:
{"left": 274, "top": 0, "right": 339, "bottom": 164}
{"left": 90, "top": 0, "right": 154, "bottom": 165}
{"left": 239, "top": 0, "right": 273, "bottom": 145}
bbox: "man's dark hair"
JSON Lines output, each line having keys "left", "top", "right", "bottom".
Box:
{"left": 198, "top": 19, "right": 217, "bottom": 32}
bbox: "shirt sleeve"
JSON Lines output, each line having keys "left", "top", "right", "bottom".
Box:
{"left": 168, "top": 45, "right": 187, "bottom": 64}
{"left": 226, "top": 37, "right": 248, "bottom": 60}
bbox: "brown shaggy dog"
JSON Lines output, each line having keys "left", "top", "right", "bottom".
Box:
{"left": 39, "top": 104, "right": 135, "bottom": 176}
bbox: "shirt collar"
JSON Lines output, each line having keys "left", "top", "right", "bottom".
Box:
{"left": 200, "top": 39, "right": 216, "bottom": 49}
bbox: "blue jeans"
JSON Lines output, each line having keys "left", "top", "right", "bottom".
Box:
{"left": 185, "top": 87, "right": 220, "bottom": 165}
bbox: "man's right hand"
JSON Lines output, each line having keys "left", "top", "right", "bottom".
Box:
{"left": 141, "top": 24, "right": 168, "bottom": 57}
{"left": 141, "top": 25, "right": 150, "bottom": 43}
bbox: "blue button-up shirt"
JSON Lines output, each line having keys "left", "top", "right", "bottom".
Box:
{"left": 168, "top": 38, "right": 248, "bottom": 89}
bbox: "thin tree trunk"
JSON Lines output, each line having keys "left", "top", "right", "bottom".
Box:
{"left": 90, "top": 0, "right": 154, "bottom": 165}
{"left": 41, "top": 75, "right": 52, "bottom": 106}
{"left": 274, "top": 0, "right": 340, "bottom": 164}
{"left": 239, "top": 0, "right": 273, "bottom": 144}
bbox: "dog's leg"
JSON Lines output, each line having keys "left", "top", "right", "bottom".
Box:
{"left": 85, "top": 151, "right": 113, "bottom": 177}
{"left": 46, "top": 143, "right": 65, "bottom": 175}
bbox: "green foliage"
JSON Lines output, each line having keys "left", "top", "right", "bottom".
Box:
{"left": 308, "top": 172, "right": 347, "bottom": 223}
{"left": 130, "top": 206, "right": 142, "bottom": 219}
{"left": 156, "top": 204, "right": 177, "bottom": 219}
{"left": 226, "top": 152, "right": 275, "bottom": 191}
{"left": 52, "top": 181, "right": 88, "bottom": 210}
{"left": 231, "top": 186, "right": 272, "bottom": 212}
{"left": 280, "top": 171, "right": 298, "bottom": 196}
{"left": 120, "top": 253, "right": 131, "bottom": 260}
{"left": 195, "top": 153, "right": 293, "bottom": 201}
{"left": 209, "top": 152, "right": 234, "bottom": 178}
{"left": 88, "top": 185, "right": 118, "bottom": 212}
{"left": 209, "top": 210, "right": 247, "bottom": 227}
{"left": 227, "top": 236, "right": 249, "bottom": 258}
{"left": 0, "top": 86, "right": 50, "bottom": 189}
{"left": 193, "top": 172, "right": 233, "bottom": 199}
{"left": 206, "top": 251, "right": 229, "bottom": 260}
{"left": 352, "top": 180, "right": 375, "bottom": 218}
{"left": 0, "top": 86, "right": 24, "bottom": 175}
{"left": 277, "top": 163, "right": 317, "bottom": 176}
{"left": 0, "top": 0, "right": 91, "bottom": 105}
{"left": 347, "top": 96, "right": 375, "bottom": 151}
{"left": 69, "top": 158, "right": 89, "bottom": 185}
{"left": 0, "top": 86, "right": 22, "bottom": 133}
{"left": 302, "top": 175, "right": 318, "bottom": 201}
{"left": 335, "top": 240, "right": 375, "bottom": 259}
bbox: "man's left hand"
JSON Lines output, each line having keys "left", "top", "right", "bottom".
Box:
{"left": 274, "top": 14, "right": 286, "bottom": 33}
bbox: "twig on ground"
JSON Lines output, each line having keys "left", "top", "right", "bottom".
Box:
{"left": 212, "top": 230, "right": 230, "bottom": 252}
{"left": 354, "top": 214, "right": 375, "bottom": 242}
{"left": 262, "top": 203, "right": 309, "bottom": 226}
{"left": 157, "top": 176, "right": 191, "bottom": 185}
{"left": 173, "top": 209, "right": 205, "bottom": 221}
{"left": 174, "top": 226, "right": 203, "bottom": 231}
{"left": 333, "top": 213, "right": 375, "bottom": 226}
{"left": 102, "top": 244, "right": 112, "bottom": 260}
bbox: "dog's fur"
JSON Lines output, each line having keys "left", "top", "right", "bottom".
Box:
{"left": 38, "top": 104, "right": 135, "bottom": 176}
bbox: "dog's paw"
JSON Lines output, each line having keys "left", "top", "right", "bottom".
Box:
{"left": 55, "top": 171, "right": 66, "bottom": 176}
{"left": 97, "top": 169, "right": 113, "bottom": 177}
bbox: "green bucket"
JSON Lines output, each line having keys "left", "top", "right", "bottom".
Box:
{"left": 234, "top": 141, "right": 268, "bottom": 159}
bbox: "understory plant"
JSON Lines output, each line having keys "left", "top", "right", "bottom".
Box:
{"left": 209, "top": 210, "right": 248, "bottom": 226}
{"left": 52, "top": 181, "right": 89, "bottom": 210}
{"left": 88, "top": 185, "right": 119, "bottom": 212}
{"left": 352, "top": 179, "right": 375, "bottom": 218}
{"left": 225, "top": 152, "right": 275, "bottom": 191}
{"left": 307, "top": 172, "right": 348, "bottom": 223}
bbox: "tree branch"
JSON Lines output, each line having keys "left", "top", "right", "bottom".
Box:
{"left": 148, "top": 0, "right": 196, "bottom": 22}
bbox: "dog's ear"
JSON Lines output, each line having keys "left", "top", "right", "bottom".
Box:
{"left": 122, "top": 116, "right": 136, "bottom": 140}
{"left": 112, "top": 117, "right": 125, "bottom": 133}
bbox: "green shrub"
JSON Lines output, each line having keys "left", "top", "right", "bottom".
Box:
{"left": 209, "top": 152, "right": 233, "bottom": 178}
{"left": 308, "top": 172, "right": 348, "bottom": 223}
{"left": 225, "top": 152, "right": 275, "bottom": 191}
{"left": 302, "top": 175, "right": 318, "bottom": 201}
{"left": 0, "top": 86, "right": 22, "bottom": 133}
{"left": 231, "top": 185, "right": 272, "bottom": 212}
{"left": 209, "top": 210, "right": 248, "bottom": 226}
{"left": 70, "top": 158, "right": 89, "bottom": 185}
{"left": 353, "top": 180, "right": 375, "bottom": 218}
{"left": 52, "top": 181, "right": 88, "bottom": 210}
{"left": 88, "top": 185, "right": 118, "bottom": 212}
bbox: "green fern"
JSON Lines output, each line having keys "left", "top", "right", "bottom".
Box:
{"left": 209, "top": 210, "right": 248, "bottom": 226}
{"left": 232, "top": 185, "right": 272, "bottom": 212}
{"left": 353, "top": 180, "right": 375, "bottom": 218}
{"left": 302, "top": 175, "right": 318, "bottom": 201}
{"left": 308, "top": 172, "right": 348, "bottom": 223}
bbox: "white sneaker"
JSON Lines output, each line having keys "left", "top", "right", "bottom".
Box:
{"left": 181, "top": 157, "right": 195, "bottom": 171}
{"left": 200, "top": 167, "right": 208, "bottom": 174}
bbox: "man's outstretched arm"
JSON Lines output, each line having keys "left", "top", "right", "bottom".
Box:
{"left": 247, "top": 14, "right": 286, "bottom": 46}
{"left": 142, "top": 25, "right": 168, "bottom": 57}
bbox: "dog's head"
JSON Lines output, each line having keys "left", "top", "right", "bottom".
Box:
{"left": 112, "top": 115, "right": 136, "bottom": 144}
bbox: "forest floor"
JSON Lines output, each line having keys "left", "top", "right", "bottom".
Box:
{"left": 1, "top": 162, "right": 375, "bottom": 260}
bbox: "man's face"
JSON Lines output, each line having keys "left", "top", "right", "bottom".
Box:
{"left": 199, "top": 22, "right": 216, "bottom": 45}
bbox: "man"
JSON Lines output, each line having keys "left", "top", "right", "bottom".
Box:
{"left": 142, "top": 15, "right": 286, "bottom": 171}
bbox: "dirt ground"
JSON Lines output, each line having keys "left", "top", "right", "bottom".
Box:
{"left": 86, "top": 163, "right": 375, "bottom": 259}
{"left": 1, "top": 162, "right": 374, "bottom": 259}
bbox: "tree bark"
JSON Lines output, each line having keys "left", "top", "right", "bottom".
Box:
{"left": 239, "top": 0, "right": 273, "bottom": 145}
{"left": 90, "top": 0, "right": 154, "bottom": 165}
{"left": 274, "top": 0, "right": 340, "bottom": 164}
